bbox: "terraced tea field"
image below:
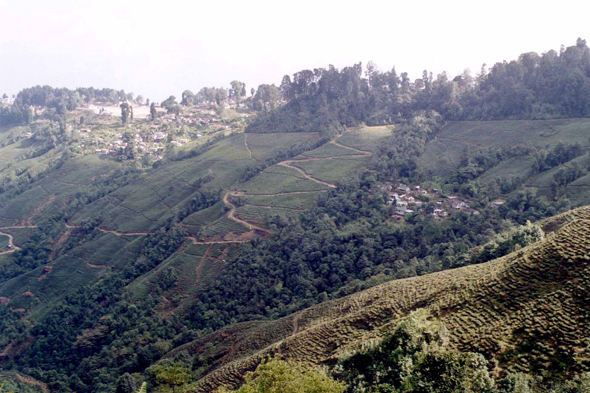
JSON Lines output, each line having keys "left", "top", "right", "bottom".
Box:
{"left": 176, "top": 205, "right": 590, "bottom": 392}
{"left": 418, "top": 119, "right": 590, "bottom": 178}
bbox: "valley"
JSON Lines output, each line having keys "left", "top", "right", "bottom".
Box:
{"left": 1, "top": 37, "right": 590, "bottom": 393}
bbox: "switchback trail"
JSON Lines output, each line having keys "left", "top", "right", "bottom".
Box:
{"left": 222, "top": 192, "right": 270, "bottom": 233}
{"left": 275, "top": 140, "right": 372, "bottom": 189}
{"left": 331, "top": 140, "right": 373, "bottom": 156}
{"left": 277, "top": 161, "right": 338, "bottom": 188}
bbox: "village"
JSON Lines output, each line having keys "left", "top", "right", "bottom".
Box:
{"left": 73, "top": 100, "right": 248, "bottom": 161}
{"left": 380, "top": 181, "right": 483, "bottom": 220}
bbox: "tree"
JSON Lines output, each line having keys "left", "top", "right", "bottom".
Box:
{"left": 161, "top": 96, "right": 178, "bottom": 112}
{"left": 120, "top": 102, "right": 130, "bottom": 124}
{"left": 215, "top": 88, "right": 228, "bottom": 105}
{"left": 151, "top": 362, "right": 192, "bottom": 393}
{"left": 150, "top": 102, "right": 157, "bottom": 120}
{"left": 115, "top": 373, "right": 136, "bottom": 393}
{"left": 181, "top": 90, "right": 195, "bottom": 106}
{"left": 230, "top": 81, "right": 246, "bottom": 106}
{"left": 218, "top": 358, "right": 346, "bottom": 393}
{"left": 135, "top": 95, "right": 145, "bottom": 105}
{"left": 2, "top": 93, "right": 7, "bottom": 99}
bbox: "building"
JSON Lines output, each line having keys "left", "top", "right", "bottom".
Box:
{"left": 433, "top": 209, "right": 448, "bottom": 217}
{"left": 153, "top": 132, "right": 168, "bottom": 141}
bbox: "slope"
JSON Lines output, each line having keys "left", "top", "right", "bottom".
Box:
{"left": 171, "top": 205, "right": 590, "bottom": 392}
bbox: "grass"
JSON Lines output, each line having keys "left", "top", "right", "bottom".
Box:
{"left": 337, "top": 126, "right": 392, "bottom": 151}
{"left": 477, "top": 156, "right": 536, "bottom": 185}
{"left": 201, "top": 216, "right": 250, "bottom": 240}
{"left": 239, "top": 166, "right": 330, "bottom": 195}
{"left": 290, "top": 157, "right": 369, "bottom": 185}
{"left": 241, "top": 192, "right": 324, "bottom": 210}
{"left": 299, "top": 142, "right": 361, "bottom": 158}
{"left": 182, "top": 202, "right": 227, "bottom": 227}
{"left": 178, "top": 205, "right": 590, "bottom": 392}
{"left": 0, "top": 234, "right": 8, "bottom": 249}
{"left": 0, "top": 186, "right": 53, "bottom": 223}
{"left": 234, "top": 205, "right": 296, "bottom": 225}
{"left": 245, "top": 133, "right": 320, "bottom": 161}
{"left": 0, "top": 227, "right": 35, "bottom": 246}
{"left": 419, "top": 119, "right": 590, "bottom": 177}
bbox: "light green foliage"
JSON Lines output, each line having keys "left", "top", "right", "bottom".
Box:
{"left": 336, "top": 126, "right": 392, "bottom": 151}
{"left": 148, "top": 362, "right": 192, "bottom": 393}
{"left": 136, "top": 382, "right": 148, "bottom": 393}
{"left": 457, "top": 221, "right": 544, "bottom": 266}
{"left": 291, "top": 157, "right": 369, "bottom": 185}
{"left": 217, "top": 358, "right": 346, "bottom": 393}
{"left": 336, "top": 310, "right": 494, "bottom": 393}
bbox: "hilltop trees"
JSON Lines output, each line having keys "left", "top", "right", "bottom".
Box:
{"left": 120, "top": 102, "right": 131, "bottom": 124}
{"left": 252, "top": 84, "right": 281, "bottom": 112}
{"left": 150, "top": 102, "right": 157, "bottom": 120}
{"left": 230, "top": 80, "right": 247, "bottom": 105}
{"left": 181, "top": 90, "right": 195, "bottom": 106}
{"left": 161, "top": 95, "right": 180, "bottom": 114}
{"left": 247, "top": 38, "right": 590, "bottom": 134}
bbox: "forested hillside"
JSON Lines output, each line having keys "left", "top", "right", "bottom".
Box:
{"left": 0, "top": 39, "right": 589, "bottom": 393}
{"left": 248, "top": 38, "right": 590, "bottom": 135}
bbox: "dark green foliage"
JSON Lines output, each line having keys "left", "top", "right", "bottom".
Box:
{"left": 156, "top": 268, "right": 178, "bottom": 291}
{"left": 335, "top": 311, "right": 495, "bottom": 393}
{"left": 369, "top": 112, "right": 443, "bottom": 181}
{"left": 115, "top": 373, "right": 136, "bottom": 393}
{"left": 247, "top": 40, "right": 590, "bottom": 136}
{"left": 0, "top": 217, "right": 63, "bottom": 283}
{"left": 533, "top": 143, "right": 585, "bottom": 173}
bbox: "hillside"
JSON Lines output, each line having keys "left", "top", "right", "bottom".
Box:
{"left": 171, "top": 205, "right": 590, "bottom": 392}
{"left": 1, "top": 94, "right": 590, "bottom": 393}
{"left": 418, "top": 119, "right": 590, "bottom": 206}
{"left": 0, "top": 372, "right": 48, "bottom": 393}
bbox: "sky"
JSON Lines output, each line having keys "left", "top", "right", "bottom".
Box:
{"left": 1, "top": 0, "right": 589, "bottom": 102}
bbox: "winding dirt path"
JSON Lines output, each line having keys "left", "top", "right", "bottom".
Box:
{"left": 275, "top": 139, "right": 373, "bottom": 189}
{"left": 277, "top": 161, "right": 338, "bottom": 188}
{"left": 223, "top": 192, "right": 270, "bottom": 233}
{"left": 0, "top": 231, "right": 19, "bottom": 255}
{"left": 331, "top": 140, "right": 373, "bottom": 156}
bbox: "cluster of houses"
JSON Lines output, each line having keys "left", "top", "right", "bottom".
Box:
{"left": 154, "top": 105, "right": 236, "bottom": 130}
{"left": 84, "top": 127, "right": 187, "bottom": 161}
{"left": 382, "top": 182, "right": 478, "bottom": 219}
{"left": 383, "top": 182, "right": 430, "bottom": 217}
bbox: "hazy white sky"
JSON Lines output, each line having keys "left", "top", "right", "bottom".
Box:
{"left": 1, "top": 0, "right": 589, "bottom": 101}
